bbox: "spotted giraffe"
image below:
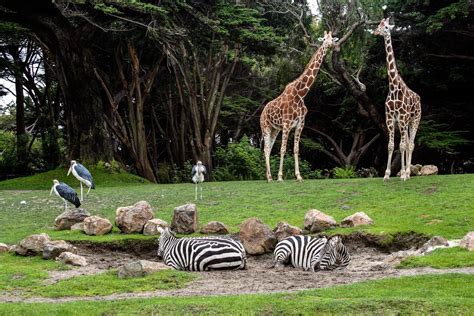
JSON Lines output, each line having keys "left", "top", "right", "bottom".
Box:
{"left": 374, "top": 18, "right": 422, "bottom": 182}
{"left": 260, "top": 31, "right": 338, "bottom": 182}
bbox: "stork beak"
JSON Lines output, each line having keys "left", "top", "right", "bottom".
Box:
{"left": 50, "top": 186, "right": 54, "bottom": 196}
{"left": 67, "top": 165, "right": 72, "bottom": 176}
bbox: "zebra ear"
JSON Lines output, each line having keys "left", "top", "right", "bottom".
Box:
{"left": 157, "top": 226, "right": 164, "bottom": 234}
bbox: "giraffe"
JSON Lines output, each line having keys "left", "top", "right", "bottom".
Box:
{"left": 260, "top": 31, "right": 338, "bottom": 182}
{"left": 374, "top": 18, "right": 422, "bottom": 182}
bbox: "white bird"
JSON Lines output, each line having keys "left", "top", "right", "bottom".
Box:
{"left": 192, "top": 161, "right": 206, "bottom": 200}
{"left": 50, "top": 179, "right": 81, "bottom": 211}
{"left": 67, "top": 160, "right": 95, "bottom": 201}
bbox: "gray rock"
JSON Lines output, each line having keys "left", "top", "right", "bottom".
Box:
{"left": 200, "top": 221, "right": 229, "bottom": 235}
{"left": 239, "top": 218, "right": 277, "bottom": 255}
{"left": 304, "top": 209, "right": 336, "bottom": 233}
{"left": 118, "top": 260, "right": 172, "bottom": 278}
{"left": 420, "top": 165, "right": 438, "bottom": 176}
{"left": 341, "top": 212, "right": 374, "bottom": 227}
{"left": 171, "top": 204, "right": 198, "bottom": 234}
{"left": 16, "top": 233, "right": 51, "bottom": 256}
{"left": 116, "top": 201, "right": 155, "bottom": 233}
{"left": 70, "top": 222, "right": 84, "bottom": 232}
{"left": 43, "top": 240, "right": 77, "bottom": 259}
{"left": 54, "top": 208, "right": 90, "bottom": 230}
{"left": 57, "top": 252, "right": 88, "bottom": 266}
{"left": 273, "top": 221, "right": 303, "bottom": 241}
{"left": 143, "top": 219, "right": 169, "bottom": 236}
{"left": 419, "top": 236, "right": 449, "bottom": 254}
{"left": 460, "top": 231, "right": 474, "bottom": 251}
{"left": 0, "top": 243, "right": 9, "bottom": 253}
{"left": 83, "top": 216, "right": 113, "bottom": 235}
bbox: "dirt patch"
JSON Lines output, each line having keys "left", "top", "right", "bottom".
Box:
{"left": 423, "top": 186, "right": 438, "bottom": 195}
{"left": 1, "top": 233, "right": 473, "bottom": 303}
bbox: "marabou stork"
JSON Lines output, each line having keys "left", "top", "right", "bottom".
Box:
{"left": 50, "top": 179, "right": 81, "bottom": 210}
{"left": 67, "top": 160, "right": 95, "bottom": 201}
{"left": 192, "top": 161, "right": 206, "bottom": 200}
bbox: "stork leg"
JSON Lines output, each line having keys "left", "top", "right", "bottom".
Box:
{"left": 200, "top": 182, "right": 203, "bottom": 200}
{"left": 80, "top": 182, "right": 84, "bottom": 202}
{"left": 195, "top": 183, "right": 198, "bottom": 201}
{"left": 64, "top": 200, "right": 68, "bottom": 211}
{"left": 87, "top": 185, "right": 92, "bottom": 195}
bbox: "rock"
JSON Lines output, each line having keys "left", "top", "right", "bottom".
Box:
{"left": 70, "top": 222, "right": 84, "bottom": 232}
{"left": 420, "top": 165, "right": 438, "bottom": 176}
{"left": 43, "top": 240, "right": 77, "bottom": 259}
{"left": 16, "top": 233, "right": 51, "bottom": 256}
{"left": 115, "top": 201, "right": 155, "bottom": 233}
{"left": 54, "top": 208, "right": 90, "bottom": 230}
{"left": 304, "top": 209, "right": 337, "bottom": 233}
{"left": 460, "top": 231, "right": 474, "bottom": 251}
{"left": 83, "top": 216, "right": 113, "bottom": 235}
{"left": 200, "top": 221, "right": 229, "bottom": 235}
{"left": 341, "top": 212, "right": 374, "bottom": 227}
{"left": 383, "top": 248, "right": 420, "bottom": 266}
{"left": 419, "top": 236, "right": 449, "bottom": 254}
{"left": 171, "top": 203, "right": 198, "bottom": 234}
{"left": 273, "top": 221, "right": 303, "bottom": 241}
{"left": 57, "top": 252, "right": 88, "bottom": 266}
{"left": 143, "top": 219, "right": 169, "bottom": 236}
{"left": 117, "top": 260, "right": 172, "bottom": 278}
{"left": 11, "top": 245, "right": 28, "bottom": 256}
{"left": 239, "top": 218, "right": 277, "bottom": 255}
{"left": 0, "top": 243, "right": 10, "bottom": 253}
{"left": 411, "top": 164, "right": 423, "bottom": 176}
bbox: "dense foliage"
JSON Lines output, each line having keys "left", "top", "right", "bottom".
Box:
{"left": 0, "top": 0, "right": 472, "bottom": 182}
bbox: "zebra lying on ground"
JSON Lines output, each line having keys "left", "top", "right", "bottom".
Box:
{"left": 157, "top": 227, "right": 247, "bottom": 271}
{"left": 273, "top": 235, "right": 350, "bottom": 271}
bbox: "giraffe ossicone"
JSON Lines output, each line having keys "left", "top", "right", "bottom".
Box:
{"left": 374, "top": 18, "right": 422, "bottom": 182}
{"left": 260, "top": 31, "right": 337, "bottom": 183}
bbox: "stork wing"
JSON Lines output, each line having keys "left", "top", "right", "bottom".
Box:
{"left": 75, "top": 163, "right": 95, "bottom": 188}
{"left": 202, "top": 165, "right": 207, "bottom": 174}
{"left": 56, "top": 183, "right": 81, "bottom": 207}
{"left": 191, "top": 165, "right": 197, "bottom": 176}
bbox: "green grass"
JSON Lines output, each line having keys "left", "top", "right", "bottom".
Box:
{"left": 0, "top": 253, "right": 194, "bottom": 298}
{"left": 0, "top": 274, "right": 472, "bottom": 315}
{"left": 0, "top": 166, "right": 149, "bottom": 190}
{"left": 0, "top": 174, "right": 472, "bottom": 244}
{"left": 398, "top": 247, "right": 474, "bottom": 269}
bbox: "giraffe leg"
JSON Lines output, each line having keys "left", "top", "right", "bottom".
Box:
{"left": 398, "top": 124, "right": 409, "bottom": 181}
{"left": 278, "top": 127, "right": 291, "bottom": 182}
{"left": 406, "top": 118, "right": 420, "bottom": 179}
{"left": 263, "top": 128, "right": 279, "bottom": 182}
{"left": 384, "top": 116, "right": 395, "bottom": 182}
{"left": 294, "top": 121, "right": 305, "bottom": 182}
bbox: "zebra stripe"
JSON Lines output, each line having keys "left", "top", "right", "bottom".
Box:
{"left": 158, "top": 229, "right": 246, "bottom": 271}
{"left": 274, "top": 235, "right": 350, "bottom": 271}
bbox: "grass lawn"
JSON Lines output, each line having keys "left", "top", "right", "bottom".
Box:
{"left": 0, "top": 253, "right": 194, "bottom": 298}
{"left": 398, "top": 247, "right": 474, "bottom": 269}
{"left": 0, "top": 173, "right": 472, "bottom": 244}
{"left": 0, "top": 274, "right": 472, "bottom": 315}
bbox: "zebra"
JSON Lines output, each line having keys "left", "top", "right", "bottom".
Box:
{"left": 273, "top": 235, "right": 350, "bottom": 271}
{"left": 156, "top": 227, "right": 247, "bottom": 271}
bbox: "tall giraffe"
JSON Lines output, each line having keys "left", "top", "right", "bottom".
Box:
{"left": 374, "top": 18, "right": 422, "bottom": 182}
{"left": 260, "top": 31, "right": 338, "bottom": 182}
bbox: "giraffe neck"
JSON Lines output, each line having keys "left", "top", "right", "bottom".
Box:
{"left": 295, "top": 44, "right": 328, "bottom": 98}
{"left": 383, "top": 33, "right": 398, "bottom": 86}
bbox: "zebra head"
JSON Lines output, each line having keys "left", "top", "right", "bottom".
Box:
{"left": 157, "top": 227, "right": 176, "bottom": 259}
{"left": 315, "top": 235, "right": 349, "bottom": 271}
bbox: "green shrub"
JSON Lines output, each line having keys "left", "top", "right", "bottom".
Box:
{"left": 333, "top": 166, "right": 356, "bottom": 179}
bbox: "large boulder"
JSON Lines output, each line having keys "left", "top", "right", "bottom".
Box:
{"left": 273, "top": 221, "right": 303, "bottom": 241}
{"left": 171, "top": 204, "right": 198, "bottom": 234}
{"left": 411, "top": 164, "right": 423, "bottom": 176}
{"left": 419, "top": 236, "right": 449, "bottom": 254}
{"left": 83, "top": 216, "right": 113, "bottom": 236}
{"left": 420, "top": 165, "right": 438, "bottom": 176}
{"left": 116, "top": 201, "right": 155, "bottom": 234}
{"left": 460, "top": 231, "right": 474, "bottom": 251}
{"left": 341, "top": 212, "right": 374, "bottom": 228}
{"left": 239, "top": 218, "right": 277, "bottom": 255}
{"left": 200, "top": 221, "right": 229, "bottom": 235}
{"left": 57, "top": 252, "right": 88, "bottom": 266}
{"left": 15, "top": 233, "right": 51, "bottom": 256}
{"left": 0, "top": 243, "right": 10, "bottom": 253}
{"left": 118, "top": 260, "right": 172, "bottom": 278}
{"left": 54, "top": 208, "right": 90, "bottom": 230}
{"left": 70, "top": 222, "right": 84, "bottom": 232}
{"left": 304, "top": 209, "right": 336, "bottom": 233}
{"left": 143, "top": 219, "right": 169, "bottom": 236}
{"left": 43, "top": 240, "right": 77, "bottom": 260}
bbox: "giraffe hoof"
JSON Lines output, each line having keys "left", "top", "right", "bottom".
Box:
{"left": 277, "top": 178, "right": 284, "bottom": 182}
{"left": 296, "top": 177, "right": 303, "bottom": 183}
{"left": 383, "top": 176, "right": 390, "bottom": 183}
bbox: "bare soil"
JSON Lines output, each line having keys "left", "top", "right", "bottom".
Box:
{"left": 2, "top": 237, "right": 473, "bottom": 303}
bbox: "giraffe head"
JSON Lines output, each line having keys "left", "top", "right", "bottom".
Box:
{"left": 373, "top": 18, "right": 394, "bottom": 37}
{"left": 319, "top": 31, "right": 338, "bottom": 48}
